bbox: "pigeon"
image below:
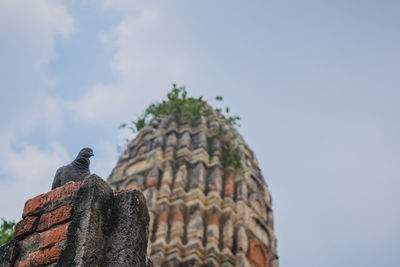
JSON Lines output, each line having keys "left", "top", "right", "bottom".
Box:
{"left": 51, "top": 147, "right": 94, "bottom": 190}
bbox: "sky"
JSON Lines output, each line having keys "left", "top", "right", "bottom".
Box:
{"left": 0, "top": 0, "right": 399, "bottom": 266}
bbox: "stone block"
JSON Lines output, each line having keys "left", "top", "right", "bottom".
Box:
{"left": 103, "top": 189, "right": 149, "bottom": 266}
{"left": 59, "top": 175, "right": 149, "bottom": 266}
{"left": 0, "top": 240, "right": 19, "bottom": 267}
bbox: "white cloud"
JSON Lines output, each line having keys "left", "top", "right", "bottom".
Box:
{"left": 0, "top": 141, "right": 68, "bottom": 183}
{"left": 0, "top": 0, "right": 74, "bottom": 134}
{"left": 67, "top": 3, "right": 189, "bottom": 127}
{"left": 102, "top": 0, "right": 152, "bottom": 12}
{"left": 0, "top": 0, "right": 74, "bottom": 220}
{"left": 0, "top": 137, "right": 69, "bottom": 220}
{"left": 65, "top": 83, "right": 127, "bottom": 123}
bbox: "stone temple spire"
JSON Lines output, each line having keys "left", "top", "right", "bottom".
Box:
{"left": 108, "top": 113, "right": 279, "bottom": 267}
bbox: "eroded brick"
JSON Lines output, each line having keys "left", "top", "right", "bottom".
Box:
{"left": 14, "top": 259, "right": 30, "bottom": 267}
{"left": 172, "top": 211, "right": 184, "bottom": 223}
{"left": 247, "top": 240, "right": 269, "bottom": 267}
{"left": 15, "top": 246, "right": 62, "bottom": 267}
{"left": 23, "top": 181, "right": 83, "bottom": 217}
{"left": 47, "top": 182, "right": 83, "bottom": 205}
{"left": 14, "top": 216, "right": 39, "bottom": 240}
{"left": 22, "top": 194, "right": 48, "bottom": 218}
{"left": 18, "top": 233, "right": 39, "bottom": 253}
{"left": 39, "top": 222, "right": 70, "bottom": 249}
{"left": 224, "top": 175, "right": 234, "bottom": 198}
{"left": 208, "top": 214, "right": 219, "bottom": 227}
{"left": 37, "top": 205, "right": 72, "bottom": 232}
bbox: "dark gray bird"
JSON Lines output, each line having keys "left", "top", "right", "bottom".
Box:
{"left": 51, "top": 147, "right": 94, "bottom": 189}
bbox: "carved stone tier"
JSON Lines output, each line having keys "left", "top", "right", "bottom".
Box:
{"left": 108, "top": 117, "right": 279, "bottom": 266}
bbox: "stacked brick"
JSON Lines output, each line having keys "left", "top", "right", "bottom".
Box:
{"left": 108, "top": 117, "right": 279, "bottom": 267}
{"left": 13, "top": 181, "right": 82, "bottom": 266}
{"left": 0, "top": 175, "right": 149, "bottom": 267}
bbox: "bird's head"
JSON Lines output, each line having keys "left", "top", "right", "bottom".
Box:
{"left": 78, "top": 147, "right": 94, "bottom": 159}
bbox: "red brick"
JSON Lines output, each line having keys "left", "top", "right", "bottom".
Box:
{"left": 172, "top": 211, "right": 183, "bottom": 223}
{"left": 22, "top": 194, "right": 48, "bottom": 218}
{"left": 15, "top": 246, "right": 62, "bottom": 267}
{"left": 14, "top": 216, "right": 39, "bottom": 240}
{"left": 158, "top": 212, "right": 168, "bottom": 223}
{"left": 18, "top": 233, "right": 39, "bottom": 252}
{"left": 39, "top": 222, "right": 70, "bottom": 249}
{"left": 224, "top": 175, "right": 234, "bottom": 198}
{"left": 146, "top": 177, "right": 158, "bottom": 188}
{"left": 14, "top": 259, "right": 30, "bottom": 267}
{"left": 23, "top": 181, "right": 83, "bottom": 217}
{"left": 208, "top": 214, "right": 219, "bottom": 227}
{"left": 37, "top": 205, "right": 72, "bottom": 231}
{"left": 47, "top": 181, "right": 83, "bottom": 203}
{"left": 247, "top": 240, "right": 269, "bottom": 267}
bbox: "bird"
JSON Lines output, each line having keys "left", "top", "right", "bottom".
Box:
{"left": 51, "top": 147, "right": 94, "bottom": 190}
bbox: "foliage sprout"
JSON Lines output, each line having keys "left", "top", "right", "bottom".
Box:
{"left": 121, "top": 84, "right": 243, "bottom": 170}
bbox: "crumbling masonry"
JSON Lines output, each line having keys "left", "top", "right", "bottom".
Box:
{"left": 108, "top": 117, "right": 279, "bottom": 267}
{"left": 0, "top": 175, "right": 149, "bottom": 267}
{"left": 0, "top": 116, "right": 279, "bottom": 267}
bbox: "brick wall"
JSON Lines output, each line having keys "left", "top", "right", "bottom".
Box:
{"left": 0, "top": 174, "right": 149, "bottom": 267}
{"left": 13, "top": 181, "right": 81, "bottom": 266}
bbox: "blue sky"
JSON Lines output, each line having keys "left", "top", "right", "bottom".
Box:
{"left": 0, "top": 1, "right": 399, "bottom": 266}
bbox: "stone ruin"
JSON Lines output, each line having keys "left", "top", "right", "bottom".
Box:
{"left": 108, "top": 116, "right": 279, "bottom": 267}
{"left": 0, "top": 175, "right": 149, "bottom": 267}
{"left": 0, "top": 115, "right": 279, "bottom": 267}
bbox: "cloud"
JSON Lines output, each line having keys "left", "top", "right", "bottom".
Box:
{"left": 66, "top": 3, "right": 190, "bottom": 127}
{"left": 0, "top": 0, "right": 74, "bottom": 134}
{"left": 0, "top": 0, "right": 74, "bottom": 220}
{"left": 1, "top": 2, "right": 397, "bottom": 266}
{"left": 0, "top": 137, "right": 69, "bottom": 220}
{"left": 102, "top": 0, "right": 151, "bottom": 12}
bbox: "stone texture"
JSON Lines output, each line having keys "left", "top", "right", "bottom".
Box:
{"left": 108, "top": 116, "right": 279, "bottom": 266}
{"left": 58, "top": 175, "right": 114, "bottom": 266}
{"left": 1, "top": 174, "right": 149, "bottom": 267}
{"left": 58, "top": 175, "right": 149, "bottom": 267}
{"left": 0, "top": 240, "right": 19, "bottom": 267}
{"left": 103, "top": 190, "right": 149, "bottom": 266}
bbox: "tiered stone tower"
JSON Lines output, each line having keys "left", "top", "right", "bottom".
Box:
{"left": 108, "top": 116, "right": 279, "bottom": 267}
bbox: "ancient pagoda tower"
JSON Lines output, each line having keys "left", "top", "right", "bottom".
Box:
{"left": 108, "top": 102, "right": 279, "bottom": 266}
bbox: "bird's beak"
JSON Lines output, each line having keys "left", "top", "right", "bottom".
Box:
{"left": 90, "top": 152, "right": 94, "bottom": 157}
